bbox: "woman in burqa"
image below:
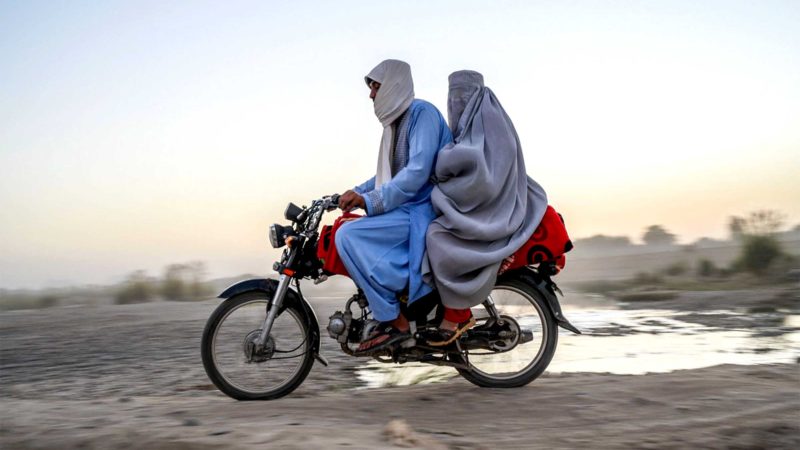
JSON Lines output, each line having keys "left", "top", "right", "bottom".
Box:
{"left": 423, "top": 70, "right": 548, "bottom": 345}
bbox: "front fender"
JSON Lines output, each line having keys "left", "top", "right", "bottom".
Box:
{"left": 218, "top": 278, "right": 323, "bottom": 360}
{"left": 219, "top": 278, "right": 278, "bottom": 299}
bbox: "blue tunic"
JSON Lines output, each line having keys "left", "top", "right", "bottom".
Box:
{"left": 335, "top": 99, "right": 453, "bottom": 321}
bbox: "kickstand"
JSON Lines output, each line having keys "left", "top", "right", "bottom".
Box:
{"left": 454, "top": 339, "right": 471, "bottom": 369}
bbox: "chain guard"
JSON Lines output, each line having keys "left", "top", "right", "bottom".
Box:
{"left": 461, "top": 315, "right": 522, "bottom": 352}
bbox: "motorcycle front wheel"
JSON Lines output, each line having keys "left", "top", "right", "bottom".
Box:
{"left": 456, "top": 277, "right": 558, "bottom": 388}
{"left": 201, "top": 292, "right": 315, "bottom": 400}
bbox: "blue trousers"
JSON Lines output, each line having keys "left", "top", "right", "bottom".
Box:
{"left": 334, "top": 207, "right": 412, "bottom": 322}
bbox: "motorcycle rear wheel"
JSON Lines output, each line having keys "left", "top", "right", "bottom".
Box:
{"left": 201, "top": 292, "right": 315, "bottom": 400}
{"left": 456, "top": 277, "right": 558, "bottom": 388}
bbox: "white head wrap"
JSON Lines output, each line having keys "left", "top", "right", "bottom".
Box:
{"left": 365, "top": 59, "right": 415, "bottom": 187}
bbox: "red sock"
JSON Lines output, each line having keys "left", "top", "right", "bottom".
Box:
{"left": 443, "top": 307, "right": 472, "bottom": 323}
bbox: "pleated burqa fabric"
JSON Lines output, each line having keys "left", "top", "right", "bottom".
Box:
{"left": 423, "top": 70, "right": 548, "bottom": 309}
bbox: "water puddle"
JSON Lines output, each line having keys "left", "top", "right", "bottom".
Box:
{"left": 356, "top": 307, "right": 800, "bottom": 388}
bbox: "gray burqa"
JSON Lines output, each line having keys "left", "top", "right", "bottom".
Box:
{"left": 423, "top": 70, "right": 548, "bottom": 309}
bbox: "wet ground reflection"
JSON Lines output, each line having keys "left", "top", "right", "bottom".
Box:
{"left": 357, "top": 306, "right": 800, "bottom": 388}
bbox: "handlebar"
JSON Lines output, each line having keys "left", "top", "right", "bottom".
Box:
{"left": 295, "top": 194, "right": 341, "bottom": 233}
{"left": 327, "top": 194, "right": 341, "bottom": 211}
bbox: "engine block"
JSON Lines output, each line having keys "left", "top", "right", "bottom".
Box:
{"left": 327, "top": 310, "right": 351, "bottom": 344}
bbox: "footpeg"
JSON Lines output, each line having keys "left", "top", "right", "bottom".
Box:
{"left": 400, "top": 337, "right": 417, "bottom": 348}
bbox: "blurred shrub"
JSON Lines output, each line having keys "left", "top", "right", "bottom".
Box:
{"left": 161, "top": 264, "right": 187, "bottom": 300}
{"left": 115, "top": 270, "right": 156, "bottom": 304}
{"left": 729, "top": 210, "right": 786, "bottom": 237}
{"left": 696, "top": 259, "right": 717, "bottom": 277}
{"left": 162, "top": 261, "right": 213, "bottom": 301}
{"left": 37, "top": 295, "right": 59, "bottom": 308}
{"left": 0, "top": 291, "right": 61, "bottom": 310}
{"left": 733, "top": 236, "right": 783, "bottom": 275}
{"left": 190, "top": 280, "right": 214, "bottom": 299}
{"left": 663, "top": 261, "right": 688, "bottom": 276}
{"left": 730, "top": 209, "right": 787, "bottom": 276}
{"left": 632, "top": 271, "right": 663, "bottom": 285}
{"left": 747, "top": 235, "right": 783, "bottom": 270}
{"left": 642, "top": 225, "right": 676, "bottom": 246}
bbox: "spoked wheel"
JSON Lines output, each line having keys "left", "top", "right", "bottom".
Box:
{"left": 201, "top": 292, "right": 315, "bottom": 400}
{"left": 455, "top": 277, "right": 558, "bottom": 388}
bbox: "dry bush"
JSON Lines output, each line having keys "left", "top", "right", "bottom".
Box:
{"left": 735, "top": 235, "right": 783, "bottom": 275}
{"left": 632, "top": 271, "right": 663, "bottom": 285}
{"left": 161, "top": 261, "right": 213, "bottom": 301}
{"left": 663, "top": 261, "right": 689, "bottom": 276}
{"left": 696, "top": 259, "right": 718, "bottom": 277}
{"left": 115, "top": 270, "right": 156, "bottom": 305}
{"left": 0, "top": 291, "right": 61, "bottom": 310}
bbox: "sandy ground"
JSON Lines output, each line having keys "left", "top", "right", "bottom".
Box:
{"left": 2, "top": 291, "right": 799, "bottom": 449}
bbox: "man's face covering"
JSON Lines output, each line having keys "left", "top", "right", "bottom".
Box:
{"left": 364, "top": 59, "right": 415, "bottom": 187}
{"left": 365, "top": 60, "right": 415, "bottom": 128}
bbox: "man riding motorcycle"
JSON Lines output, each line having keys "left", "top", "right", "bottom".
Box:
{"left": 336, "top": 59, "right": 452, "bottom": 353}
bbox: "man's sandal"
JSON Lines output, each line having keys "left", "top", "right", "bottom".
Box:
{"left": 354, "top": 323, "right": 410, "bottom": 355}
{"left": 426, "top": 317, "right": 477, "bottom": 347}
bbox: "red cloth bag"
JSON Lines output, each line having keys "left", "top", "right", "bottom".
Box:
{"left": 500, "top": 206, "right": 573, "bottom": 274}
{"left": 316, "top": 212, "right": 362, "bottom": 277}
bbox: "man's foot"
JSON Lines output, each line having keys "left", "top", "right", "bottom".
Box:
{"left": 355, "top": 323, "right": 411, "bottom": 355}
{"left": 426, "top": 317, "right": 476, "bottom": 347}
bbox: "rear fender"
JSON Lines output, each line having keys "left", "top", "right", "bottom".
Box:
{"left": 218, "top": 278, "right": 324, "bottom": 360}
{"left": 501, "top": 268, "right": 581, "bottom": 335}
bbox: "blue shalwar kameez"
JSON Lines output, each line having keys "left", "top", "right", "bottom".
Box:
{"left": 335, "top": 99, "right": 452, "bottom": 321}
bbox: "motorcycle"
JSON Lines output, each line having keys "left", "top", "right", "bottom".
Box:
{"left": 201, "top": 194, "right": 581, "bottom": 400}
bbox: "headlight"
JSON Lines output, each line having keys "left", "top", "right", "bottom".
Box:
{"left": 269, "top": 224, "right": 289, "bottom": 248}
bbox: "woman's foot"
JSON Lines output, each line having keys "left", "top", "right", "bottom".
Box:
{"left": 426, "top": 316, "right": 476, "bottom": 347}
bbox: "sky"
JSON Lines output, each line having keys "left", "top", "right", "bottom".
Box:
{"left": 1, "top": 0, "right": 799, "bottom": 289}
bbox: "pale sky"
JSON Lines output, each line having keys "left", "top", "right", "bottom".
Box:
{"left": 1, "top": 0, "right": 799, "bottom": 289}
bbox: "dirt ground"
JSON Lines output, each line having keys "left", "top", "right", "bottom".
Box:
{"left": 2, "top": 292, "right": 799, "bottom": 449}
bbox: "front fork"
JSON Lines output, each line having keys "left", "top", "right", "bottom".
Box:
{"left": 255, "top": 273, "right": 292, "bottom": 347}
{"left": 256, "top": 242, "right": 301, "bottom": 348}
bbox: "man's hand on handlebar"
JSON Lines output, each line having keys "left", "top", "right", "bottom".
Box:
{"left": 338, "top": 190, "right": 366, "bottom": 212}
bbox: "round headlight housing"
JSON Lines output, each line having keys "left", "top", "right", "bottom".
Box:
{"left": 269, "top": 223, "right": 289, "bottom": 248}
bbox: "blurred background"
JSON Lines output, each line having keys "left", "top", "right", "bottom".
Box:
{"left": 2, "top": 2, "right": 799, "bottom": 448}
{"left": 1, "top": 0, "right": 798, "bottom": 295}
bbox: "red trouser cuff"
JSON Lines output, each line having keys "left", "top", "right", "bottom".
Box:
{"left": 443, "top": 307, "right": 472, "bottom": 323}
